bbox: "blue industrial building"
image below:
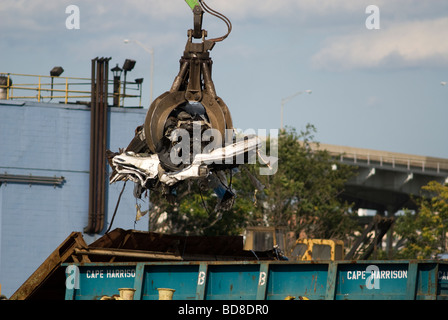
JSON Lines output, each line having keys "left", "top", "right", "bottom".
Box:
{"left": 2, "top": 89, "right": 448, "bottom": 299}
{"left": 0, "top": 99, "right": 148, "bottom": 297}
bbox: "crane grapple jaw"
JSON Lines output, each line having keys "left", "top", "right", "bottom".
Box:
{"left": 106, "top": 1, "right": 266, "bottom": 210}
{"left": 144, "top": 3, "right": 233, "bottom": 155}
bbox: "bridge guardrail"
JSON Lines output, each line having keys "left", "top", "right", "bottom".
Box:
{"left": 314, "top": 143, "right": 448, "bottom": 174}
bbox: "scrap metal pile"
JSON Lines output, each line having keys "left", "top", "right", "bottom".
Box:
{"left": 107, "top": 0, "right": 263, "bottom": 210}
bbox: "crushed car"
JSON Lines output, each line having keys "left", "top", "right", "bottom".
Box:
{"left": 107, "top": 1, "right": 270, "bottom": 211}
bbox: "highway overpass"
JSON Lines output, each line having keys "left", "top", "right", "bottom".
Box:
{"left": 314, "top": 143, "right": 448, "bottom": 214}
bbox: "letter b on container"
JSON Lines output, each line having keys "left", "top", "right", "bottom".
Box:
{"left": 66, "top": 265, "right": 80, "bottom": 289}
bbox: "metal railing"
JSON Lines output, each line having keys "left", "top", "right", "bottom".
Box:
{"left": 0, "top": 73, "right": 142, "bottom": 107}
{"left": 314, "top": 142, "right": 448, "bottom": 174}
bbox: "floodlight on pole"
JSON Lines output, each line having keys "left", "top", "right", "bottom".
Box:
{"left": 49, "top": 66, "right": 64, "bottom": 101}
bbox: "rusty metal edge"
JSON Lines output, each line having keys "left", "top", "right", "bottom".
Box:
{"left": 9, "top": 232, "right": 87, "bottom": 300}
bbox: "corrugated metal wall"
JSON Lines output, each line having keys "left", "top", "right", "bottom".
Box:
{"left": 0, "top": 100, "right": 148, "bottom": 297}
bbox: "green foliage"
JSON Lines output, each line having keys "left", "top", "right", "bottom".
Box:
{"left": 147, "top": 125, "right": 358, "bottom": 240}
{"left": 251, "top": 125, "right": 358, "bottom": 240}
{"left": 394, "top": 181, "right": 448, "bottom": 259}
{"left": 147, "top": 176, "right": 252, "bottom": 236}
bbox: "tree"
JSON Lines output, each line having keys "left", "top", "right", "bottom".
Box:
{"left": 394, "top": 181, "right": 448, "bottom": 259}
{"left": 146, "top": 173, "right": 254, "bottom": 236}
{"left": 250, "top": 125, "right": 358, "bottom": 240}
{"left": 146, "top": 125, "right": 358, "bottom": 241}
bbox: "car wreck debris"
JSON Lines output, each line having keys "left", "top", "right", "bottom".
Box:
{"left": 107, "top": 0, "right": 265, "bottom": 211}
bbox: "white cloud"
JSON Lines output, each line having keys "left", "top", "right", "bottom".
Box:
{"left": 311, "top": 17, "right": 448, "bottom": 70}
{"left": 4, "top": 0, "right": 448, "bottom": 72}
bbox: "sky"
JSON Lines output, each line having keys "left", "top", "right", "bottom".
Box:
{"left": 1, "top": 0, "right": 448, "bottom": 159}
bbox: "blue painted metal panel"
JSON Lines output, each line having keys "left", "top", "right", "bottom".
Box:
{"left": 335, "top": 262, "right": 410, "bottom": 300}
{"left": 74, "top": 265, "right": 137, "bottom": 300}
{"left": 415, "top": 263, "right": 438, "bottom": 300}
{"left": 141, "top": 265, "right": 199, "bottom": 300}
{"left": 437, "top": 263, "right": 448, "bottom": 300}
{"left": 265, "top": 263, "right": 329, "bottom": 300}
{"left": 205, "top": 264, "right": 259, "bottom": 300}
{"left": 0, "top": 101, "right": 148, "bottom": 297}
{"left": 63, "top": 260, "right": 448, "bottom": 300}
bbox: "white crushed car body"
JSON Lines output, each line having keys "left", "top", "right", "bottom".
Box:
{"left": 109, "top": 134, "right": 261, "bottom": 188}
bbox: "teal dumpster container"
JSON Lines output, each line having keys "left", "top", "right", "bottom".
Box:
{"left": 63, "top": 260, "right": 448, "bottom": 300}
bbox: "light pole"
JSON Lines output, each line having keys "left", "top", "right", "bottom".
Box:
{"left": 121, "top": 59, "right": 136, "bottom": 106}
{"left": 49, "top": 66, "right": 64, "bottom": 102}
{"left": 280, "top": 90, "right": 312, "bottom": 130}
{"left": 111, "top": 64, "right": 123, "bottom": 107}
{"left": 124, "top": 39, "right": 154, "bottom": 104}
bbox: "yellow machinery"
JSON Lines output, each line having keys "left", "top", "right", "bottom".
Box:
{"left": 244, "top": 226, "right": 345, "bottom": 261}
{"left": 243, "top": 226, "right": 288, "bottom": 252}
{"left": 290, "top": 238, "right": 344, "bottom": 261}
